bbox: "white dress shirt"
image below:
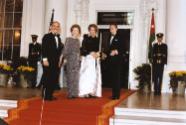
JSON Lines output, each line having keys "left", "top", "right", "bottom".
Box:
{"left": 55, "top": 36, "right": 59, "bottom": 48}
{"left": 110, "top": 36, "right": 114, "bottom": 45}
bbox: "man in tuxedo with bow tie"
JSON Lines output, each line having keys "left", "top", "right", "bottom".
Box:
{"left": 152, "top": 33, "right": 168, "bottom": 95}
{"left": 41, "top": 21, "right": 64, "bottom": 101}
{"left": 107, "top": 24, "right": 123, "bottom": 100}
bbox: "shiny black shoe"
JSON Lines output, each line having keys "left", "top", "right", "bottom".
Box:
{"left": 111, "top": 96, "right": 120, "bottom": 100}
{"left": 36, "top": 85, "right": 42, "bottom": 89}
{"left": 157, "top": 92, "right": 161, "bottom": 95}
{"left": 154, "top": 91, "right": 159, "bottom": 96}
{"left": 83, "top": 95, "right": 90, "bottom": 99}
{"left": 43, "top": 97, "right": 53, "bottom": 101}
{"left": 52, "top": 97, "right": 57, "bottom": 100}
{"left": 88, "top": 94, "right": 97, "bottom": 98}
{"left": 67, "top": 96, "right": 76, "bottom": 99}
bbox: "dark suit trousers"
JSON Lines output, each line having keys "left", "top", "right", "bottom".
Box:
{"left": 153, "top": 64, "right": 164, "bottom": 93}
{"left": 42, "top": 65, "right": 60, "bottom": 99}
{"left": 109, "top": 56, "right": 122, "bottom": 98}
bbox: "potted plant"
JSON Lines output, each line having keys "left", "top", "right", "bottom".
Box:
{"left": 169, "top": 71, "right": 178, "bottom": 95}
{"left": 17, "top": 66, "right": 35, "bottom": 88}
{"left": 169, "top": 71, "right": 186, "bottom": 96}
{"left": 133, "top": 63, "right": 151, "bottom": 93}
{"left": 0, "top": 64, "right": 13, "bottom": 87}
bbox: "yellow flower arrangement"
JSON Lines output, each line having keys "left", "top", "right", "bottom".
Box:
{"left": 169, "top": 71, "right": 186, "bottom": 78}
{"left": 169, "top": 70, "right": 186, "bottom": 90}
{"left": 0, "top": 64, "right": 13, "bottom": 74}
{"left": 17, "top": 66, "right": 35, "bottom": 73}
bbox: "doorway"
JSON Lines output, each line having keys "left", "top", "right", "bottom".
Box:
{"left": 99, "top": 29, "right": 130, "bottom": 89}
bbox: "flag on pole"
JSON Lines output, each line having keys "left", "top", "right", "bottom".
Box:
{"left": 148, "top": 8, "right": 156, "bottom": 63}
{"left": 50, "top": 9, "right": 55, "bottom": 26}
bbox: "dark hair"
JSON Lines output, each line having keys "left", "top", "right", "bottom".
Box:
{"left": 110, "top": 23, "right": 118, "bottom": 29}
{"left": 70, "top": 24, "right": 81, "bottom": 34}
{"left": 88, "top": 24, "right": 98, "bottom": 32}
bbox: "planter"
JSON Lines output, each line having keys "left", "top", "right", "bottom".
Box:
{"left": 0, "top": 73, "right": 9, "bottom": 87}
{"left": 19, "top": 74, "right": 29, "bottom": 88}
{"left": 26, "top": 73, "right": 35, "bottom": 87}
{"left": 142, "top": 84, "right": 151, "bottom": 93}
{"left": 6, "top": 76, "right": 14, "bottom": 88}
{"left": 177, "top": 81, "right": 186, "bottom": 96}
{"left": 172, "top": 87, "right": 177, "bottom": 96}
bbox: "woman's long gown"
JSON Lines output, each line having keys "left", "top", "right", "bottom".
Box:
{"left": 78, "top": 35, "right": 102, "bottom": 97}
{"left": 63, "top": 37, "right": 81, "bottom": 97}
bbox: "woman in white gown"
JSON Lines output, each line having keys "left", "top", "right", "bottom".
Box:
{"left": 79, "top": 24, "right": 102, "bottom": 98}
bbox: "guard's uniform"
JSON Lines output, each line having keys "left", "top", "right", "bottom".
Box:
{"left": 152, "top": 33, "right": 168, "bottom": 95}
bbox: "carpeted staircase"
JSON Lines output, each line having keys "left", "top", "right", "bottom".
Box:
{"left": 6, "top": 89, "right": 133, "bottom": 125}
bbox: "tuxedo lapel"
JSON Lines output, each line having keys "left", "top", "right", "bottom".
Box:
{"left": 110, "top": 35, "right": 118, "bottom": 46}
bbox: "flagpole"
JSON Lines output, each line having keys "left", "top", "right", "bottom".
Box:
{"left": 50, "top": 9, "right": 55, "bottom": 26}
{"left": 148, "top": 8, "right": 155, "bottom": 91}
{"left": 1, "top": 33, "right": 5, "bottom": 61}
{"left": 147, "top": 8, "right": 155, "bottom": 63}
{"left": 48, "top": 9, "right": 55, "bottom": 32}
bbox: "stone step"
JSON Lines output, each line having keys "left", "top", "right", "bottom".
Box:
{"left": 110, "top": 115, "right": 186, "bottom": 125}
{"left": 115, "top": 107, "right": 186, "bottom": 120}
{"left": 0, "top": 106, "right": 16, "bottom": 118}
{"left": 0, "top": 99, "right": 17, "bottom": 108}
{"left": 0, "top": 99, "right": 18, "bottom": 118}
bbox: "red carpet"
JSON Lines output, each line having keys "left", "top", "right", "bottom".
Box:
{"left": 6, "top": 89, "right": 134, "bottom": 125}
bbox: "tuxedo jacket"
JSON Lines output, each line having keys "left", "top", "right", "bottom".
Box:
{"left": 152, "top": 42, "right": 168, "bottom": 65}
{"left": 107, "top": 32, "right": 124, "bottom": 65}
{"left": 28, "top": 42, "right": 41, "bottom": 63}
{"left": 42, "top": 33, "right": 64, "bottom": 68}
{"left": 107, "top": 32, "right": 123, "bottom": 56}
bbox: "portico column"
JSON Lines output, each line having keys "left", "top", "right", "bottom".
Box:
{"left": 20, "top": 0, "right": 45, "bottom": 57}
{"left": 45, "top": 0, "right": 67, "bottom": 42}
{"left": 162, "top": 0, "right": 186, "bottom": 92}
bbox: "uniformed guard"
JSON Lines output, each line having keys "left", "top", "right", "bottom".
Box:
{"left": 28, "top": 34, "right": 41, "bottom": 88}
{"left": 152, "top": 33, "right": 168, "bottom": 95}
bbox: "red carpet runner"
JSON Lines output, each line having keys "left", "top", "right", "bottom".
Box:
{"left": 6, "top": 89, "right": 133, "bottom": 125}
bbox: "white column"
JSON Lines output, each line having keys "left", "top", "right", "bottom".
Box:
{"left": 162, "top": 0, "right": 186, "bottom": 93}
{"left": 45, "top": 0, "right": 67, "bottom": 42}
{"left": 20, "top": 0, "right": 45, "bottom": 57}
{"left": 156, "top": 0, "right": 166, "bottom": 37}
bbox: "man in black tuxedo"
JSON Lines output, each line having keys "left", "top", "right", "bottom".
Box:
{"left": 152, "top": 33, "right": 168, "bottom": 95}
{"left": 41, "top": 21, "right": 64, "bottom": 101}
{"left": 28, "top": 34, "right": 41, "bottom": 88}
{"left": 107, "top": 24, "right": 123, "bottom": 100}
